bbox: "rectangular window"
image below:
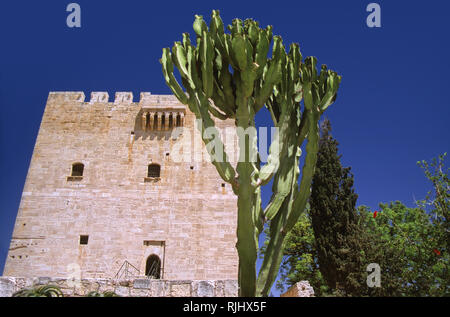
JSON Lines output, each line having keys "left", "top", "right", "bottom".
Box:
{"left": 143, "top": 240, "right": 164, "bottom": 246}
{"left": 80, "top": 235, "right": 89, "bottom": 245}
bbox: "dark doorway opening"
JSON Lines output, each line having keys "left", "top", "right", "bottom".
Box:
{"left": 145, "top": 254, "right": 161, "bottom": 279}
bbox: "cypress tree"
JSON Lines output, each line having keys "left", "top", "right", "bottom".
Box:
{"left": 309, "top": 119, "right": 364, "bottom": 296}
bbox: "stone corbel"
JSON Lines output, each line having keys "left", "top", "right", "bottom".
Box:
{"left": 157, "top": 112, "right": 162, "bottom": 131}
{"left": 180, "top": 113, "right": 185, "bottom": 127}
{"left": 142, "top": 112, "right": 148, "bottom": 131}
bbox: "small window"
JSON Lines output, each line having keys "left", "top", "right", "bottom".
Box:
{"left": 79, "top": 235, "right": 89, "bottom": 245}
{"left": 72, "top": 163, "right": 84, "bottom": 177}
{"left": 147, "top": 164, "right": 161, "bottom": 178}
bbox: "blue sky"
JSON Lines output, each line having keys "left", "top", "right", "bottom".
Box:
{"left": 0, "top": 0, "right": 449, "bottom": 294}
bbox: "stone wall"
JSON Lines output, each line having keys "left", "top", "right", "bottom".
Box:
{"left": 4, "top": 92, "right": 239, "bottom": 281}
{"left": 0, "top": 276, "right": 238, "bottom": 297}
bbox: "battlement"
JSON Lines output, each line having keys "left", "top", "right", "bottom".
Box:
{"left": 48, "top": 91, "right": 86, "bottom": 102}
{"left": 5, "top": 89, "right": 238, "bottom": 283}
{"left": 47, "top": 91, "right": 184, "bottom": 108}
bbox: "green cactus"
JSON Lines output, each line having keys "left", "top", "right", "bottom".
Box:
{"left": 12, "top": 285, "right": 64, "bottom": 297}
{"left": 160, "top": 10, "right": 341, "bottom": 297}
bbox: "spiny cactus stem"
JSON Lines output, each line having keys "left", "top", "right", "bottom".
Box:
{"left": 161, "top": 10, "right": 341, "bottom": 297}
{"left": 236, "top": 161, "right": 258, "bottom": 296}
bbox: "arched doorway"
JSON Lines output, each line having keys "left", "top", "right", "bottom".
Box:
{"left": 145, "top": 254, "right": 161, "bottom": 279}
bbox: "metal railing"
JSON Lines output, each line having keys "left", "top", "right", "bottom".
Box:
{"left": 114, "top": 259, "right": 163, "bottom": 280}
{"left": 145, "top": 259, "right": 161, "bottom": 279}
{"left": 114, "top": 260, "right": 140, "bottom": 280}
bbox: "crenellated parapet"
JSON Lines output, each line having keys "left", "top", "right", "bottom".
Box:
{"left": 139, "top": 93, "right": 181, "bottom": 107}
{"left": 47, "top": 91, "right": 186, "bottom": 107}
{"left": 47, "top": 91, "right": 86, "bottom": 102}
{"left": 46, "top": 91, "right": 187, "bottom": 132}
{"left": 114, "top": 92, "right": 133, "bottom": 104}
{"left": 90, "top": 92, "right": 109, "bottom": 103}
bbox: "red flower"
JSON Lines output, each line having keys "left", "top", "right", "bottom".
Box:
{"left": 433, "top": 249, "right": 441, "bottom": 256}
{"left": 373, "top": 211, "right": 378, "bottom": 218}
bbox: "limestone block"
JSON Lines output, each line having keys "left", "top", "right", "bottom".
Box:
{"left": 114, "top": 286, "right": 130, "bottom": 297}
{"left": 14, "top": 277, "right": 32, "bottom": 291}
{"left": 169, "top": 282, "right": 191, "bottom": 297}
{"left": 0, "top": 278, "right": 15, "bottom": 297}
{"left": 224, "top": 280, "right": 238, "bottom": 297}
{"left": 73, "top": 285, "right": 88, "bottom": 296}
{"left": 98, "top": 285, "right": 116, "bottom": 294}
{"left": 36, "top": 276, "right": 51, "bottom": 285}
{"left": 133, "top": 279, "right": 151, "bottom": 289}
{"left": 215, "top": 280, "right": 224, "bottom": 297}
{"left": 130, "top": 288, "right": 150, "bottom": 297}
{"left": 193, "top": 280, "right": 215, "bottom": 297}
{"left": 0, "top": 277, "right": 237, "bottom": 297}
{"left": 280, "top": 281, "right": 314, "bottom": 297}
{"left": 150, "top": 280, "right": 168, "bottom": 297}
{"left": 82, "top": 280, "right": 100, "bottom": 293}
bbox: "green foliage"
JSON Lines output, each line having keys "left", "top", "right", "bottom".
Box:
{"left": 359, "top": 200, "right": 449, "bottom": 296}
{"left": 12, "top": 285, "right": 120, "bottom": 297}
{"left": 275, "top": 211, "right": 331, "bottom": 296}
{"left": 278, "top": 201, "right": 449, "bottom": 297}
{"left": 308, "top": 119, "right": 367, "bottom": 296}
{"left": 161, "top": 10, "right": 341, "bottom": 296}
{"left": 416, "top": 153, "right": 449, "bottom": 252}
{"left": 276, "top": 153, "right": 449, "bottom": 296}
{"left": 360, "top": 154, "right": 449, "bottom": 296}
{"left": 13, "top": 285, "right": 64, "bottom": 297}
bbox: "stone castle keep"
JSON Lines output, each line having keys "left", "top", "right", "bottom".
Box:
{"left": 3, "top": 91, "right": 239, "bottom": 284}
